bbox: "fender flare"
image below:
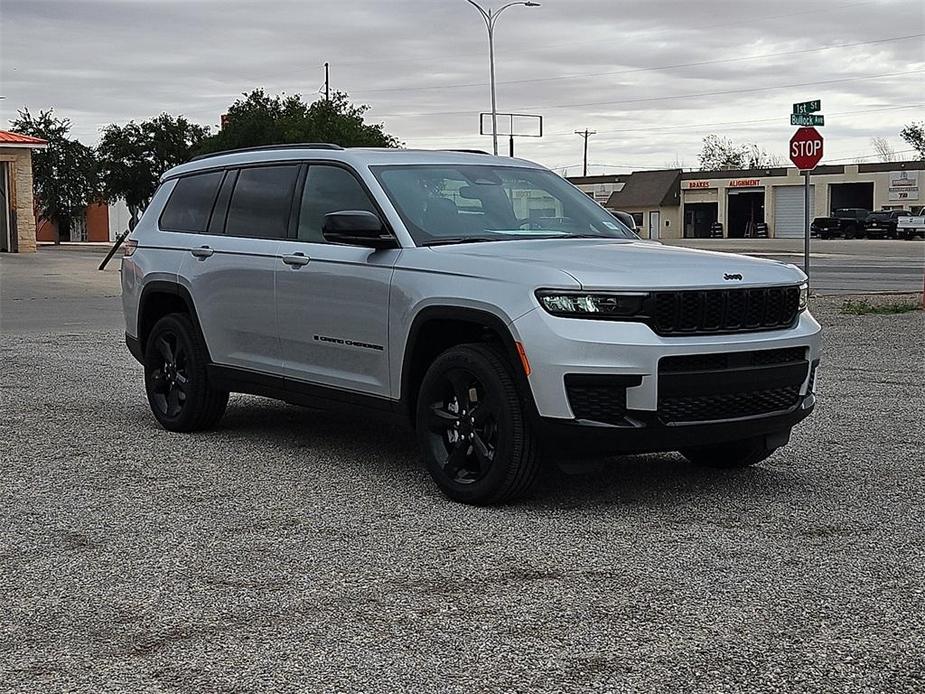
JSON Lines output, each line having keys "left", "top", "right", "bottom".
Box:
{"left": 399, "top": 305, "right": 535, "bottom": 419}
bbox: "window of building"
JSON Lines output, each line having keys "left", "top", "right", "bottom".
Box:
{"left": 298, "top": 165, "right": 378, "bottom": 242}
{"left": 225, "top": 165, "right": 300, "bottom": 239}
{"left": 160, "top": 171, "right": 224, "bottom": 233}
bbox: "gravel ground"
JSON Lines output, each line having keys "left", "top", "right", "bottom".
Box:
{"left": 1, "top": 298, "right": 923, "bottom": 693}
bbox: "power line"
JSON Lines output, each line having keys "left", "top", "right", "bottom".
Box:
{"left": 333, "top": 0, "right": 879, "bottom": 69}
{"left": 404, "top": 104, "right": 923, "bottom": 143}
{"left": 355, "top": 33, "right": 923, "bottom": 95}
{"left": 370, "top": 69, "right": 922, "bottom": 118}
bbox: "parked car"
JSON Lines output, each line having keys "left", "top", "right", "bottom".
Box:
{"left": 609, "top": 209, "right": 639, "bottom": 235}
{"left": 864, "top": 209, "right": 909, "bottom": 239}
{"left": 896, "top": 208, "right": 925, "bottom": 240}
{"left": 121, "top": 144, "right": 820, "bottom": 505}
{"left": 811, "top": 208, "right": 870, "bottom": 239}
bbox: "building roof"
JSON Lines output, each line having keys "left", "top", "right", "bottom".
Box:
{"left": 604, "top": 169, "right": 681, "bottom": 209}
{"left": 0, "top": 130, "right": 48, "bottom": 148}
{"left": 566, "top": 174, "right": 628, "bottom": 185}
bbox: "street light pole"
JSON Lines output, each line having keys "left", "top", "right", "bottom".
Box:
{"left": 467, "top": 1, "right": 540, "bottom": 156}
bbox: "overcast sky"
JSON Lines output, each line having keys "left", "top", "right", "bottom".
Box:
{"left": 1, "top": 0, "right": 922, "bottom": 174}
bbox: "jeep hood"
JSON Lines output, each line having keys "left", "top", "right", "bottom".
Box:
{"left": 431, "top": 238, "right": 805, "bottom": 290}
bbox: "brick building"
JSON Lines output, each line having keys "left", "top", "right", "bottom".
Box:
{"left": 0, "top": 130, "right": 48, "bottom": 253}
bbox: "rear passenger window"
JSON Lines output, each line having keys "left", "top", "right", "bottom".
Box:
{"left": 225, "top": 165, "right": 300, "bottom": 239}
{"left": 160, "top": 171, "right": 224, "bottom": 233}
{"left": 298, "top": 165, "right": 378, "bottom": 242}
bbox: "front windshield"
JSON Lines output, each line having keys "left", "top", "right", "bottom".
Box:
{"left": 371, "top": 164, "right": 636, "bottom": 245}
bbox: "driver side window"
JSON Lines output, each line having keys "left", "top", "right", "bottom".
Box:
{"left": 298, "top": 165, "right": 378, "bottom": 243}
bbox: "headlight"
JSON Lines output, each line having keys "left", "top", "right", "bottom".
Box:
{"left": 799, "top": 282, "right": 808, "bottom": 311}
{"left": 536, "top": 290, "right": 647, "bottom": 319}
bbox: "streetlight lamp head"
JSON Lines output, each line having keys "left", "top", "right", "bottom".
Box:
{"left": 524, "top": 2, "right": 541, "bottom": 5}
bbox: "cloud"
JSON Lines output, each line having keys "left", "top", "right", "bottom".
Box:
{"left": 1, "top": 0, "right": 920, "bottom": 171}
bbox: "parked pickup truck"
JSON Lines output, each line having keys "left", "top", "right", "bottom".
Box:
{"left": 810, "top": 208, "right": 870, "bottom": 239}
{"left": 896, "top": 209, "right": 925, "bottom": 240}
{"left": 864, "top": 209, "right": 909, "bottom": 239}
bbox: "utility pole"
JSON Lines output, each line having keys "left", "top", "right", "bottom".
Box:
{"left": 575, "top": 129, "right": 596, "bottom": 177}
{"left": 324, "top": 62, "right": 330, "bottom": 101}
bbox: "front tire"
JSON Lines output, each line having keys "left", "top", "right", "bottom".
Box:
{"left": 144, "top": 313, "right": 228, "bottom": 432}
{"left": 415, "top": 343, "right": 539, "bottom": 505}
{"left": 680, "top": 436, "right": 781, "bottom": 469}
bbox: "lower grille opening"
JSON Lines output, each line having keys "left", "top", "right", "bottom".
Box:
{"left": 657, "top": 348, "right": 808, "bottom": 424}
{"left": 658, "top": 386, "right": 801, "bottom": 423}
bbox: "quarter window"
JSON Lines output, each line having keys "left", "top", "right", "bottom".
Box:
{"left": 160, "top": 171, "right": 224, "bottom": 233}
{"left": 298, "top": 165, "right": 378, "bottom": 242}
{"left": 225, "top": 165, "right": 300, "bottom": 239}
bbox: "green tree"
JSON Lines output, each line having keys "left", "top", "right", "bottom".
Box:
{"left": 899, "top": 122, "right": 925, "bottom": 160}
{"left": 196, "top": 89, "right": 400, "bottom": 155}
{"left": 10, "top": 108, "right": 100, "bottom": 242}
{"left": 98, "top": 113, "right": 209, "bottom": 225}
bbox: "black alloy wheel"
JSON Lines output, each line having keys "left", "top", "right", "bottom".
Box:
{"left": 424, "top": 367, "right": 500, "bottom": 486}
{"left": 144, "top": 313, "right": 228, "bottom": 432}
{"left": 149, "top": 330, "right": 189, "bottom": 418}
{"left": 416, "top": 343, "right": 539, "bottom": 505}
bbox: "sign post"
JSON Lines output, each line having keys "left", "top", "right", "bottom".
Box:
{"left": 789, "top": 123, "right": 824, "bottom": 286}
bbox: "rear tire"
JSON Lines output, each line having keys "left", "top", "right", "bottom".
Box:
{"left": 415, "top": 343, "right": 539, "bottom": 505}
{"left": 680, "top": 436, "right": 781, "bottom": 469}
{"left": 144, "top": 313, "right": 228, "bottom": 432}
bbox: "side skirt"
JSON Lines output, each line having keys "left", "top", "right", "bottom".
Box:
{"left": 207, "top": 364, "right": 406, "bottom": 419}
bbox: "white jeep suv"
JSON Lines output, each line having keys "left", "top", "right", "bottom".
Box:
{"left": 122, "top": 144, "right": 820, "bottom": 504}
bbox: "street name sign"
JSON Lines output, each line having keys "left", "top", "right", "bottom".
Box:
{"left": 790, "top": 127, "right": 824, "bottom": 170}
{"left": 793, "top": 99, "right": 821, "bottom": 114}
{"left": 791, "top": 113, "right": 825, "bottom": 127}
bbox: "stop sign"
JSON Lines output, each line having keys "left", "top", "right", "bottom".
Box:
{"left": 790, "top": 127, "right": 824, "bottom": 170}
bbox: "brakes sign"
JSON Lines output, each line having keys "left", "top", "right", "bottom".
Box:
{"left": 790, "top": 127, "right": 824, "bottom": 171}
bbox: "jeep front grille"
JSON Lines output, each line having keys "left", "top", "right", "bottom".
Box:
{"left": 646, "top": 286, "right": 801, "bottom": 336}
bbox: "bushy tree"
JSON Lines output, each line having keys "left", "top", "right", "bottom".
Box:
{"left": 10, "top": 109, "right": 100, "bottom": 242}
{"left": 196, "top": 89, "right": 400, "bottom": 155}
{"left": 899, "top": 122, "right": 925, "bottom": 160}
{"left": 98, "top": 113, "right": 209, "bottom": 225}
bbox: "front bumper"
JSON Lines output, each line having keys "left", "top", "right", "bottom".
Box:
{"left": 511, "top": 307, "right": 822, "bottom": 420}
{"left": 536, "top": 395, "right": 813, "bottom": 455}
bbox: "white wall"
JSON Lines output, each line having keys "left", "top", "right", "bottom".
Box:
{"left": 108, "top": 198, "right": 132, "bottom": 241}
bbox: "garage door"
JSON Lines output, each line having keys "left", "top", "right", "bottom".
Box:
{"left": 774, "top": 185, "right": 816, "bottom": 238}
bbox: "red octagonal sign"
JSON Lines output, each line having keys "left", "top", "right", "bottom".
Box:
{"left": 790, "top": 127, "right": 824, "bottom": 171}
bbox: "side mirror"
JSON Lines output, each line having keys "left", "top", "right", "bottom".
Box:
{"left": 322, "top": 210, "right": 396, "bottom": 249}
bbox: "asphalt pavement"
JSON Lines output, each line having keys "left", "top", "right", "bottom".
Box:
{"left": 1, "top": 247, "right": 924, "bottom": 693}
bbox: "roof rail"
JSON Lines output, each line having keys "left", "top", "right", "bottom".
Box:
{"left": 189, "top": 142, "right": 344, "bottom": 162}
{"left": 443, "top": 149, "right": 491, "bottom": 155}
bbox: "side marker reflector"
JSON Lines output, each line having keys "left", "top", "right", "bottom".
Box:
{"left": 515, "top": 341, "right": 531, "bottom": 376}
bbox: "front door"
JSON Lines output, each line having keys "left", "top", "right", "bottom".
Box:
{"left": 0, "top": 162, "right": 10, "bottom": 252}
{"left": 276, "top": 164, "right": 398, "bottom": 397}
{"left": 649, "top": 210, "right": 660, "bottom": 239}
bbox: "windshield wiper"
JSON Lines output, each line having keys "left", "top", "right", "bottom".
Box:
{"left": 421, "top": 237, "right": 503, "bottom": 247}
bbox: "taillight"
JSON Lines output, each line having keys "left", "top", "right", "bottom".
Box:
{"left": 123, "top": 239, "right": 138, "bottom": 257}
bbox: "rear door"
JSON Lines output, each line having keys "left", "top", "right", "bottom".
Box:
{"left": 176, "top": 164, "right": 300, "bottom": 375}
{"left": 275, "top": 163, "right": 399, "bottom": 397}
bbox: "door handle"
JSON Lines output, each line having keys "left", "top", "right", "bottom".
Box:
{"left": 190, "top": 245, "right": 213, "bottom": 259}
{"left": 282, "top": 252, "right": 310, "bottom": 267}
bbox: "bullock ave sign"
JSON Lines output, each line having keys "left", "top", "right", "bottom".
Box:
{"left": 790, "top": 127, "right": 824, "bottom": 171}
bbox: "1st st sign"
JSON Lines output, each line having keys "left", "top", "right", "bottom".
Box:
{"left": 793, "top": 99, "right": 821, "bottom": 114}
